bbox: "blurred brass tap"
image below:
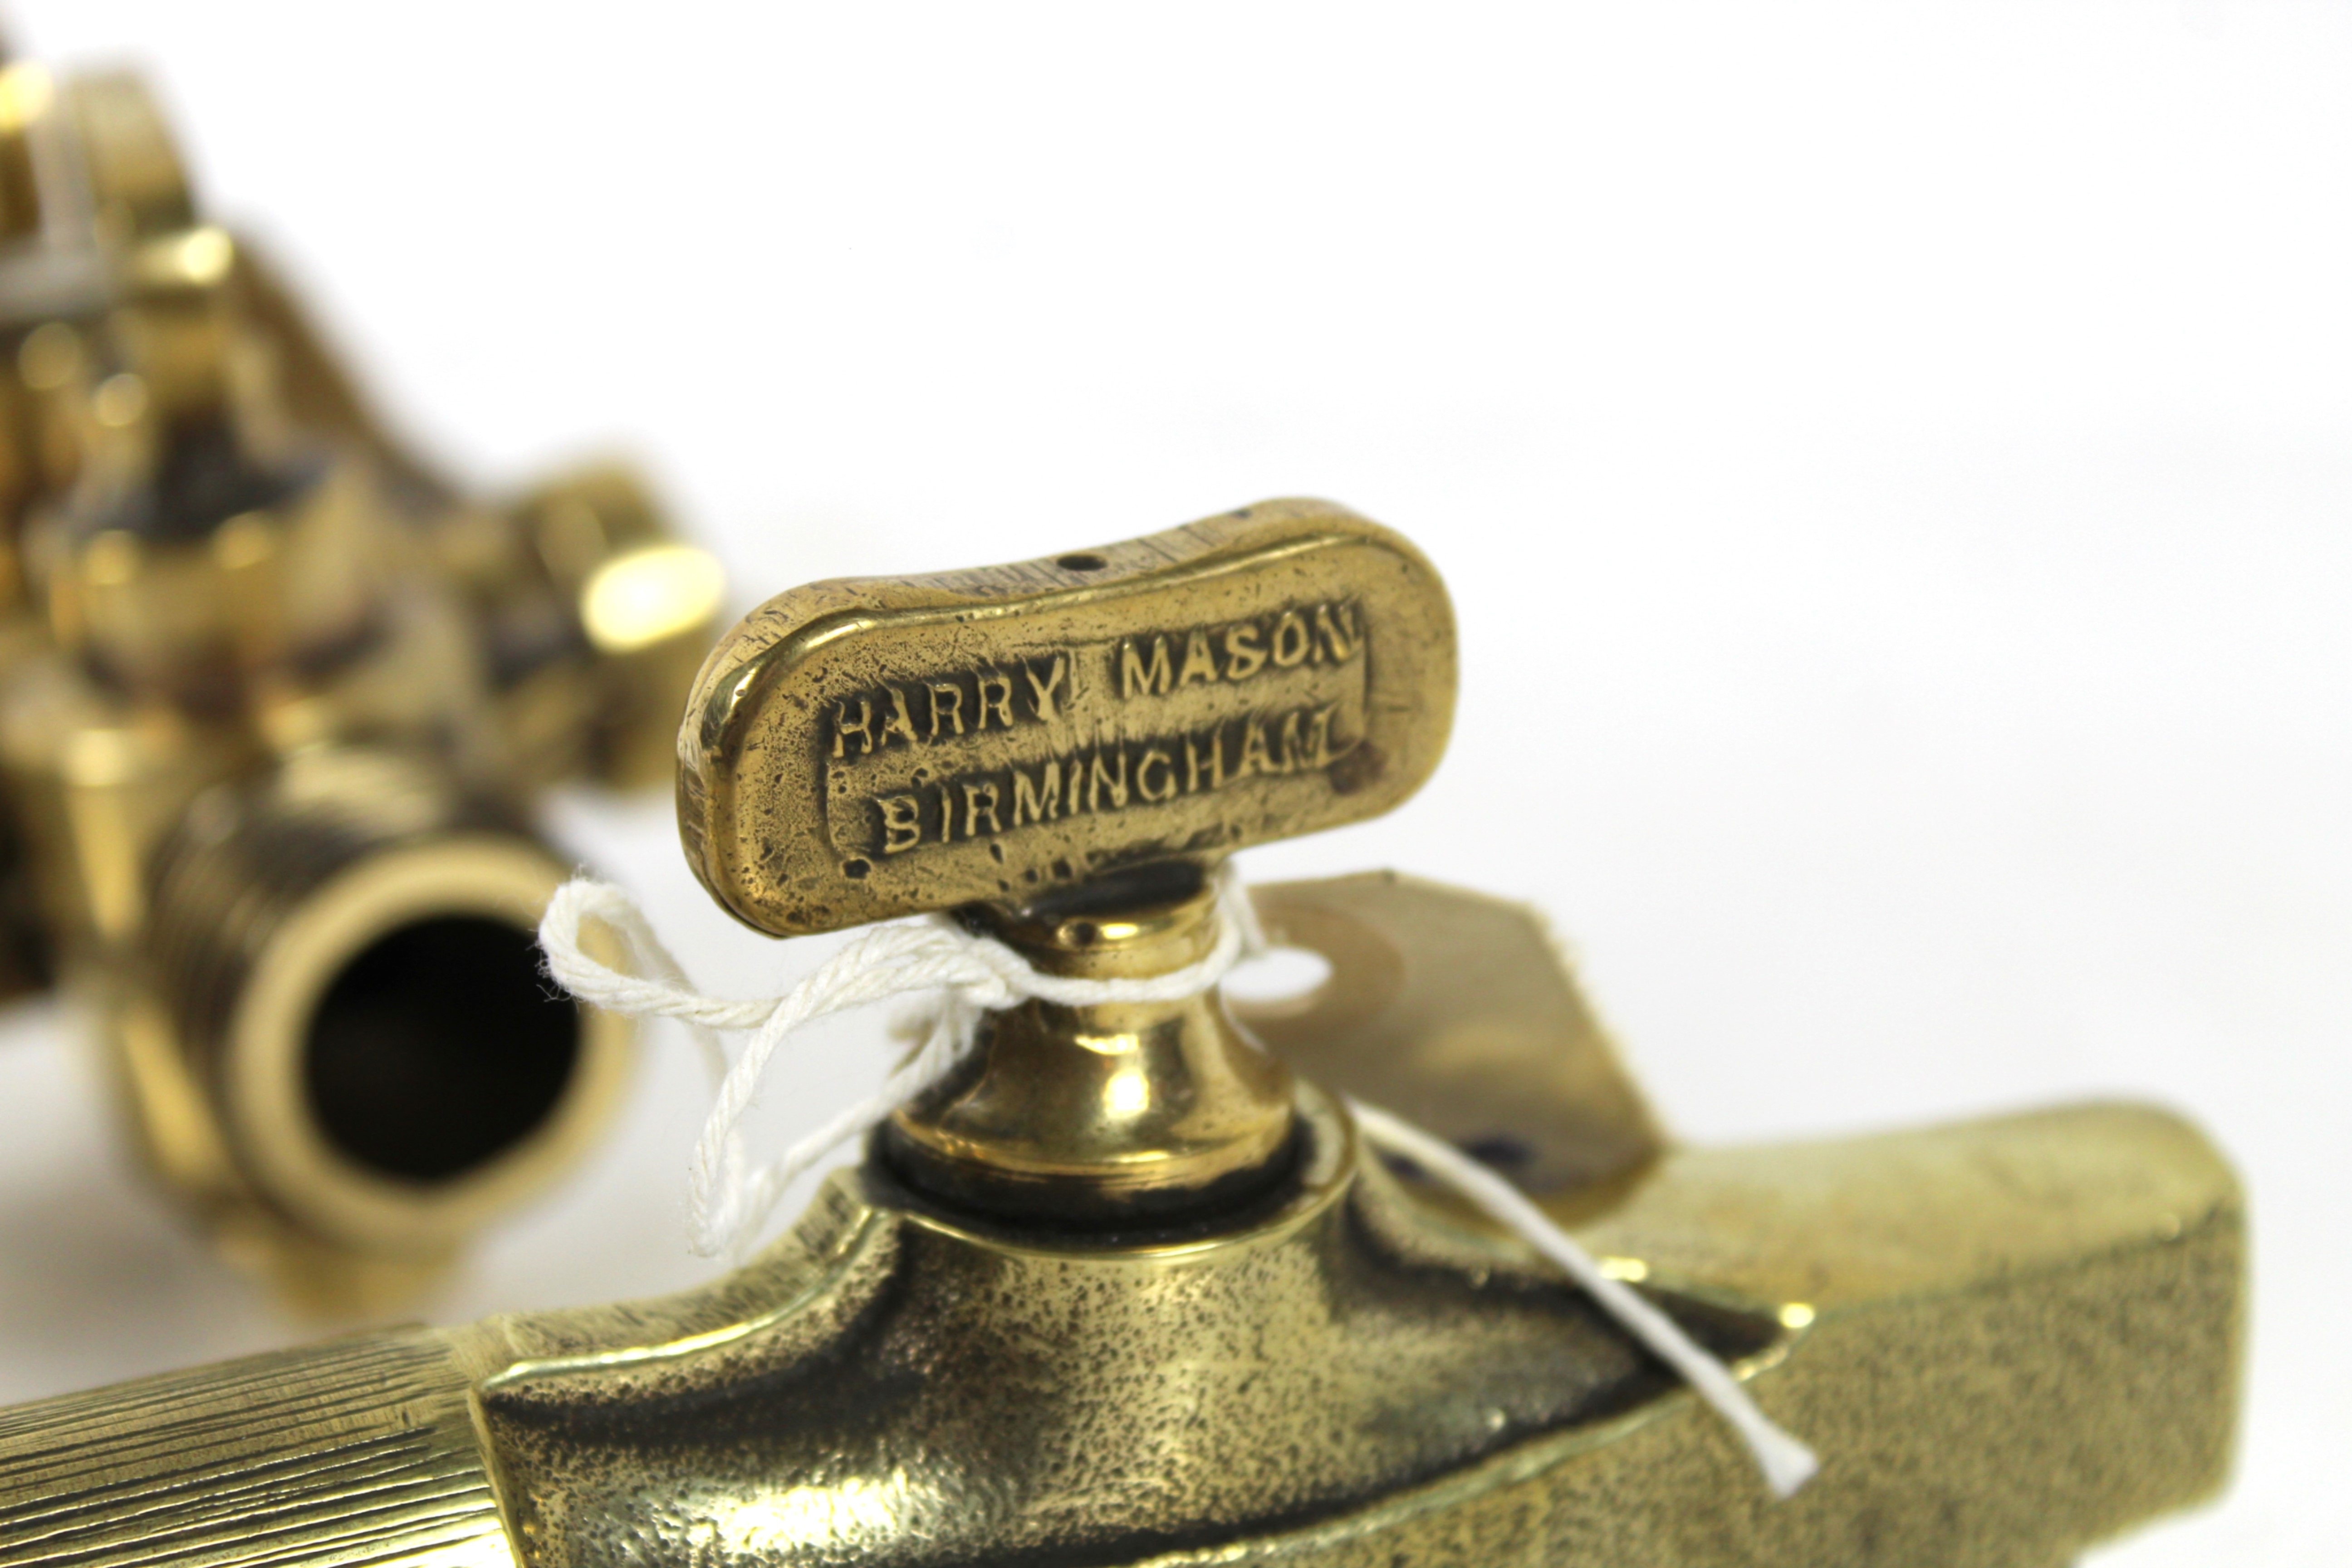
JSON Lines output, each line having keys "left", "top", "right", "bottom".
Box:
{"left": 0, "top": 502, "right": 2239, "bottom": 1565}
{"left": 0, "top": 51, "right": 723, "bottom": 1309}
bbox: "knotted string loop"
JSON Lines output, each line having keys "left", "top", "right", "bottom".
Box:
{"left": 539, "top": 870, "right": 1257, "bottom": 1258}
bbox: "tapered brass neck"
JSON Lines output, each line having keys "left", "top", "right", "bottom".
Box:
{"left": 882, "top": 861, "right": 1298, "bottom": 1226}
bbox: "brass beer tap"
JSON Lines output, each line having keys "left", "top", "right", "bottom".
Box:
{"left": 0, "top": 50, "right": 724, "bottom": 1309}
{"left": 0, "top": 502, "right": 2240, "bottom": 1566}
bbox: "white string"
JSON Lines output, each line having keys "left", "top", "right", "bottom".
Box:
{"left": 537, "top": 871, "right": 1816, "bottom": 1498}
{"left": 1347, "top": 1101, "right": 1819, "bottom": 1498}
{"left": 538, "top": 872, "right": 1256, "bottom": 1258}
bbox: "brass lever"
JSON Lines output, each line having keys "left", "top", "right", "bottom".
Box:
{"left": 676, "top": 498, "right": 1453, "bottom": 1228}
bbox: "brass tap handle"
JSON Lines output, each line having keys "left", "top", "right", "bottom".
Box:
{"left": 679, "top": 499, "right": 1455, "bottom": 1222}
{"left": 678, "top": 498, "right": 1457, "bottom": 936}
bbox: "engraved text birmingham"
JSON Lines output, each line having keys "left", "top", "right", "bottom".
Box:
{"left": 820, "top": 601, "right": 1366, "bottom": 864}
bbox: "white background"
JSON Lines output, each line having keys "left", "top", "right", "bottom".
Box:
{"left": 0, "top": 3, "right": 2344, "bottom": 1562}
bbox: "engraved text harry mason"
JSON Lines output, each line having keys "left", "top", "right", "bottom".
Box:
{"left": 827, "top": 601, "right": 1363, "bottom": 863}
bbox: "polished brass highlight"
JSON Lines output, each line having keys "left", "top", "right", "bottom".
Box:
{"left": 0, "top": 521, "right": 2241, "bottom": 1553}
{"left": 0, "top": 51, "right": 721, "bottom": 1307}
{"left": 884, "top": 862, "right": 1299, "bottom": 1222}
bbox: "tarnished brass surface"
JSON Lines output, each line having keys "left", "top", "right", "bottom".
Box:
{"left": 473, "top": 1086, "right": 1789, "bottom": 1567}
{"left": 0, "top": 49, "right": 723, "bottom": 1306}
{"left": 0, "top": 1091, "right": 2239, "bottom": 1566}
{"left": 678, "top": 499, "right": 1454, "bottom": 936}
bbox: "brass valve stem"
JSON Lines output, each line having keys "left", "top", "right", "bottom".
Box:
{"left": 882, "top": 862, "right": 1298, "bottom": 1225}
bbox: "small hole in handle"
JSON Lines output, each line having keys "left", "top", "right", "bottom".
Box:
{"left": 1057, "top": 553, "right": 1108, "bottom": 572}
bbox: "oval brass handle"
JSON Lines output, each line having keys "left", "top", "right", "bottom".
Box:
{"left": 680, "top": 497, "right": 1457, "bottom": 935}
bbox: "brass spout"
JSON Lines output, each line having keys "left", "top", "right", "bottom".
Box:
{"left": 124, "top": 750, "right": 632, "bottom": 1306}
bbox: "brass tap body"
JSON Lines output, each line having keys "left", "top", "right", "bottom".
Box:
{"left": 0, "top": 51, "right": 725, "bottom": 1308}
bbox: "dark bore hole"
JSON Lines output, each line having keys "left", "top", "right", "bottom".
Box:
{"left": 1056, "top": 552, "right": 1108, "bottom": 571}
{"left": 305, "top": 916, "right": 579, "bottom": 1183}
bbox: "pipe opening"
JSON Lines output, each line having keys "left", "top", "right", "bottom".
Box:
{"left": 303, "top": 915, "right": 579, "bottom": 1183}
